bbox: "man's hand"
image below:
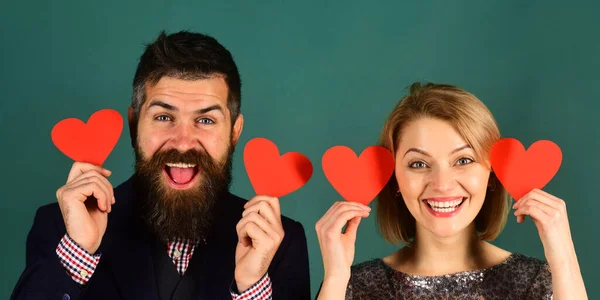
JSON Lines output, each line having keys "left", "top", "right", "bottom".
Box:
{"left": 234, "top": 195, "right": 284, "bottom": 292}
{"left": 56, "top": 162, "right": 114, "bottom": 254}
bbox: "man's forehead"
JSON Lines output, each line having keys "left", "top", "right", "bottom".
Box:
{"left": 142, "top": 77, "right": 229, "bottom": 110}
{"left": 147, "top": 76, "right": 227, "bottom": 94}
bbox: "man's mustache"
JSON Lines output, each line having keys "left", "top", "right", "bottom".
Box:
{"left": 151, "top": 149, "right": 207, "bottom": 165}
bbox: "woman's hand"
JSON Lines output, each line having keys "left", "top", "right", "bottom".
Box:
{"left": 513, "top": 189, "right": 573, "bottom": 260}
{"left": 513, "top": 188, "right": 587, "bottom": 299}
{"left": 315, "top": 201, "right": 370, "bottom": 299}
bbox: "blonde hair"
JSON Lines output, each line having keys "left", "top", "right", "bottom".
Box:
{"left": 377, "top": 82, "right": 510, "bottom": 245}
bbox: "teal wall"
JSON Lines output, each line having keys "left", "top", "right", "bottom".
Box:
{"left": 1, "top": 1, "right": 598, "bottom": 298}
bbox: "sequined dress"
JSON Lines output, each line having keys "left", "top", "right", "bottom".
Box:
{"left": 346, "top": 253, "right": 552, "bottom": 299}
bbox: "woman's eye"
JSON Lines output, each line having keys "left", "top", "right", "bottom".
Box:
{"left": 457, "top": 157, "right": 474, "bottom": 165}
{"left": 409, "top": 161, "right": 427, "bottom": 169}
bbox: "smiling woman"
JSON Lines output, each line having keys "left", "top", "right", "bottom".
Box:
{"left": 315, "top": 82, "right": 588, "bottom": 300}
{"left": 377, "top": 84, "right": 506, "bottom": 246}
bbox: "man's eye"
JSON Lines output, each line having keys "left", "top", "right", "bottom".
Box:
{"left": 156, "top": 115, "right": 171, "bottom": 121}
{"left": 198, "top": 118, "right": 214, "bottom": 124}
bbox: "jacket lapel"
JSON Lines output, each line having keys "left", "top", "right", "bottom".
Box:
{"left": 101, "top": 178, "right": 160, "bottom": 300}
{"left": 104, "top": 219, "right": 159, "bottom": 300}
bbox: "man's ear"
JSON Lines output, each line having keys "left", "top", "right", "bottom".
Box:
{"left": 231, "top": 114, "right": 244, "bottom": 146}
{"left": 128, "top": 106, "right": 137, "bottom": 149}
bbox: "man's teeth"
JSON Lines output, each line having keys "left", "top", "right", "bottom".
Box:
{"left": 166, "top": 162, "right": 196, "bottom": 168}
{"left": 426, "top": 199, "right": 464, "bottom": 212}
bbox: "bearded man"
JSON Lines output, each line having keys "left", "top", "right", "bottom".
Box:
{"left": 11, "top": 30, "right": 310, "bottom": 300}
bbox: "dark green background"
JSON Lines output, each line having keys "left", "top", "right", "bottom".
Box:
{"left": 1, "top": 1, "right": 598, "bottom": 298}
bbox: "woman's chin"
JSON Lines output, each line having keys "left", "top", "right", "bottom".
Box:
{"left": 425, "top": 221, "right": 472, "bottom": 239}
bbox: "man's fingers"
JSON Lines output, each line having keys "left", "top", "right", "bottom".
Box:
{"left": 61, "top": 182, "right": 111, "bottom": 212}
{"left": 237, "top": 218, "right": 271, "bottom": 248}
{"left": 68, "top": 174, "right": 113, "bottom": 212}
{"left": 66, "top": 162, "right": 111, "bottom": 183}
{"left": 244, "top": 222, "right": 270, "bottom": 246}
{"left": 236, "top": 210, "right": 284, "bottom": 253}
{"left": 237, "top": 212, "right": 279, "bottom": 238}
{"left": 242, "top": 200, "right": 280, "bottom": 226}
{"left": 70, "top": 171, "right": 114, "bottom": 206}
{"left": 244, "top": 195, "right": 281, "bottom": 217}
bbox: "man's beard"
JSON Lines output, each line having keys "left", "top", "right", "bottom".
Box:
{"left": 133, "top": 143, "right": 233, "bottom": 243}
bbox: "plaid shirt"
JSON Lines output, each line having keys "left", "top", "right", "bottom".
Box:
{"left": 56, "top": 234, "right": 272, "bottom": 299}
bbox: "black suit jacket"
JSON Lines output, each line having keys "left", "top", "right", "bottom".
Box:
{"left": 11, "top": 177, "right": 311, "bottom": 299}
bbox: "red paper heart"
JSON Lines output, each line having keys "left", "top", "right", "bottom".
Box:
{"left": 243, "top": 137, "right": 313, "bottom": 198}
{"left": 322, "top": 146, "right": 395, "bottom": 205}
{"left": 51, "top": 109, "right": 123, "bottom": 166}
{"left": 490, "top": 138, "right": 562, "bottom": 200}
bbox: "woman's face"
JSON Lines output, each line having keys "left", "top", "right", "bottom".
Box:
{"left": 395, "top": 118, "right": 491, "bottom": 238}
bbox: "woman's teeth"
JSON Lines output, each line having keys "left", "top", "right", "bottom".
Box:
{"left": 426, "top": 198, "right": 464, "bottom": 213}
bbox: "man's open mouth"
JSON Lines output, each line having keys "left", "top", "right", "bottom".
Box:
{"left": 164, "top": 162, "right": 200, "bottom": 186}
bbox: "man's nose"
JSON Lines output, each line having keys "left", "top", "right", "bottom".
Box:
{"left": 169, "top": 123, "right": 199, "bottom": 153}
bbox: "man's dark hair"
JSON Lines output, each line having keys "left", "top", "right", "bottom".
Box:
{"left": 131, "top": 30, "right": 241, "bottom": 123}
